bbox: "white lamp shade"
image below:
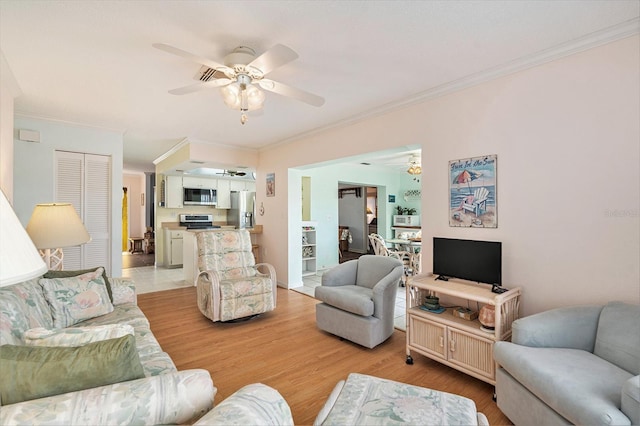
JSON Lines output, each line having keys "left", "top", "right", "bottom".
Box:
{"left": 0, "top": 190, "right": 47, "bottom": 287}
{"left": 26, "top": 203, "right": 91, "bottom": 249}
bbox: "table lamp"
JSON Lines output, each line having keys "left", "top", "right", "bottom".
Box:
{"left": 26, "top": 203, "right": 91, "bottom": 271}
{"left": 0, "top": 190, "right": 47, "bottom": 286}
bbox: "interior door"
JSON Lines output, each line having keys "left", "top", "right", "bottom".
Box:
{"left": 55, "top": 151, "right": 84, "bottom": 270}
{"left": 55, "top": 151, "right": 111, "bottom": 273}
{"left": 84, "top": 154, "right": 111, "bottom": 271}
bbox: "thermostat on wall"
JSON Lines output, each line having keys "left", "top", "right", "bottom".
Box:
{"left": 18, "top": 129, "right": 40, "bottom": 143}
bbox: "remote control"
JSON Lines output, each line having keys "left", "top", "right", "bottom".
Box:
{"left": 491, "top": 284, "right": 508, "bottom": 294}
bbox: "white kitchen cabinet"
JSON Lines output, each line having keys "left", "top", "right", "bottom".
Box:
{"left": 229, "top": 180, "right": 245, "bottom": 191}
{"left": 163, "top": 229, "right": 184, "bottom": 267}
{"left": 228, "top": 180, "right": 256, "bottom": 191}
{"left": 182, "top": 176, "right": 217, "bottom": 189}
{"left": 216, "top": 179, "right": 231, "bottom": 209}
{"left": 165, "top": 176, "right": 183, "bottom": 208}
{"left": 229, "top": 180, "right": 257, "bottom": 192}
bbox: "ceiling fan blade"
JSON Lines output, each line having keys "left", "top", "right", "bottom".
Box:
{"left": 259, "top": 79, "right": 325, "bottom": 107}
{"left": 153, "top": 43, "right": 233, "bottom": 75}
{"left": 168, "top": 79, "right": 232, "bottom": 95}
{"left": 248, "top": 44, "right": 298, "bottom": 75}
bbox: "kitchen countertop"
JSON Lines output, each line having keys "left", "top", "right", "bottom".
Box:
{"left": 161, "top": 223, "right": 187, "bottom": 230}
{"left": 161, "top": 223, "right": 263, "bottom": 234}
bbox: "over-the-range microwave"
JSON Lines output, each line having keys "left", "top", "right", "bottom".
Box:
{"left": 183, "top": 188, "right": 217, "bottom": 206}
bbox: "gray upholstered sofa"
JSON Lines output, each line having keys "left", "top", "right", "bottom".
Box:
{"left": 315, "top": 255, "right": 403, "bottom": 348}
{"left": 494, "top": 301, "right": 640, "bottom": 426}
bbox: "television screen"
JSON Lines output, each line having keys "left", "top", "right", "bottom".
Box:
{"left": 433, "top": 237, "right": 502, "bottom": 285}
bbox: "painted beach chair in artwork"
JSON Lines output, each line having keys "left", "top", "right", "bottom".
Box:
{"left": 462, "top": 187, "right": 489, "bottom": 216}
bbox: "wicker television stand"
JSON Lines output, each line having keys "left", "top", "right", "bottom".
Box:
{"left": 405, "top": 274, "right": 521, "bottom": 385}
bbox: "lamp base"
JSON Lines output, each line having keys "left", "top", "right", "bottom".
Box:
{"left": 40, "top": 248, "right": 64, "bottom": 271}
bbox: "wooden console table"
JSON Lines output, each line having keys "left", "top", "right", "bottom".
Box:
{"left": 405, "top": 274, "right": 520, "bottom": 385}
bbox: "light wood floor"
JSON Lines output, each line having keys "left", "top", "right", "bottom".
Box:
{"left": 138, "top": 286, "right": 512, "bottom": 425}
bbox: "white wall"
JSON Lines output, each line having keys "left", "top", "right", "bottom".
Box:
{"left": 0, "top": 51, "right": 21, "bottom": 201}
{"left": 13, "top": 116, "right": 124, "bottom": 276}
{"left": 276, "top": 160, "right": 418, "bottom": 288}
{"left": 260, "top": 36, "right": 640, "bottom": 315}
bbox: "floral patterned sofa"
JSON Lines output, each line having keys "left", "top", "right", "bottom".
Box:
{"left": 0, "top": 269, "right": 215, "bottom": 425}
{"left": 0, "top": 268, "right": 295, "bottom": 425}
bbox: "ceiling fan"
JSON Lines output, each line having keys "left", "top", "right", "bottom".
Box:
{"left": 153, "top": 42, "right": 325, "bottom": 124}
{"left": 216, "top": 170, "right": 246, "bottom": 177}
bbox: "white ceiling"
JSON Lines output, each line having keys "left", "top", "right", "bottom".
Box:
{"left": 1, "top": 1, "right": 638, "bottom": 172}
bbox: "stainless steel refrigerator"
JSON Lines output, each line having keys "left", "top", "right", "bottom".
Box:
{"left": 228, "top": 191, "right": 255, "bottom": 229}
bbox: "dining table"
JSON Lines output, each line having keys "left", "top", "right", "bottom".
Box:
{"left": 385, "top": 238, "right": 422, "bottom": 253}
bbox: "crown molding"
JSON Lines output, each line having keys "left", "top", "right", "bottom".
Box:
{"left": 13, "top": 112, "right": 124, "bottom": 134}
{"left": 264, "top": 18, "right": 640, "bottom": 151}
{"left": 386, "top": 17, "right": 640, "bottom": 111}
{"left": 152, "top": 138, "right": 189, "bottom": 165}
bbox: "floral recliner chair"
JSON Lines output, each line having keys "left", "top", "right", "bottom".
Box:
{"left": 196, "top": 229, "right": 277, "bottom": 322}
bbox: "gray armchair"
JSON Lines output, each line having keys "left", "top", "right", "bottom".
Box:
{"left": 494, "top": 302, "right": 640, "bottom": 426}
{"left": 314, "top": 255, "right": 403, "bottom": 348}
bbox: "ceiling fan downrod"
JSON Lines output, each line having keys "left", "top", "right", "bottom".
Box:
{"left": 238, "top": 74, "right": 252, "bottom": 125}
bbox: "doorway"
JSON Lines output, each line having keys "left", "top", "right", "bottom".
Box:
{"left": 122, "top": 172, "right": 154, "bottom": 269}
{"left": 366, "top": 187, "right": 378, "bottom": 253}
{"left": 338, "top": 184, "right": 378, "bottom": 257}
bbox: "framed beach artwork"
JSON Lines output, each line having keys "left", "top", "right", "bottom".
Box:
{"left": 266, "top": 173, "right": 275, "bottom": 197}
{"left": 449, "top": 155, "right": 497, "bottom": 228}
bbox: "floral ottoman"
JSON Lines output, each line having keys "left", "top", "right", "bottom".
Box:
{"left": 314, "top": 373, "right": 489, "bottom": 425}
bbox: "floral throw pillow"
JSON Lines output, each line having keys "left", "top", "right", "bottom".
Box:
{"left": 39, "top": 267, "right": 114, "bottom": 328}
{"left": 24, "top": 324, "right": 134, "bottom": 347}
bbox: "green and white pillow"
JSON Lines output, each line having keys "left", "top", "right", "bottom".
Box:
{"left": 24, "top": 324, "right": 134, "bottom": 347}
{"left": 0, "top": 334, "right": 145, "bottom": 405}
{"left": 44, "top": 266, "right": 113, "bottom": 302}
{"left": 39, "top": 267, "right": 114, "bottom": 329}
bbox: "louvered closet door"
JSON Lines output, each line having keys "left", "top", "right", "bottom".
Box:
{"left": 55, "top": 151, "right": 111, "bottom": 274}
{"left": 83, "top": 154, "right": 111, "bottom": 272}
{"left": 55, "top": 152, "right": 84, "bottom": 270}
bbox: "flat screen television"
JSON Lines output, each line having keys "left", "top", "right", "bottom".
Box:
{"left": 433, "top": 237, "right": 502, "bottom": 286}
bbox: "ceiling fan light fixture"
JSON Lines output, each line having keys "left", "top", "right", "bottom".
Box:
{"left": 220, "top": 81, "right": 265, "bottom": 112}
{"left": 407, "top": 155, "right": 422, "bottom": 175}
